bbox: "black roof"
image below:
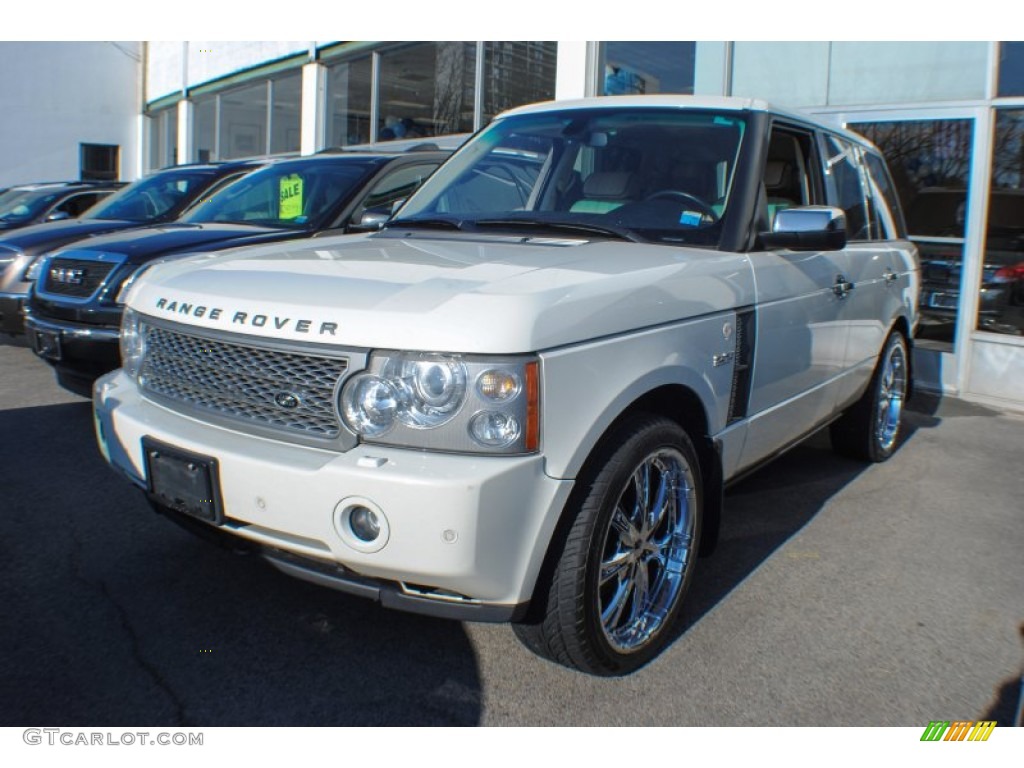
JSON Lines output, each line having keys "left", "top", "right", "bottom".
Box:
{"left": 1, "top": 180, "right": 125, "bottom": 191}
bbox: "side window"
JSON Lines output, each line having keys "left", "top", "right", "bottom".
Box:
{"left": 762, "top": 127, "right": 819, "bottom": 228}
{"left": 823, "top": 135, "right": 870, "bottom": 241}
{"left": 54, "top": 192, "right": 106, "bottom": 218}
{"left": 358, "top": 163, "right": 439, "bottom": 216}
{"left": 862, "top": 151, "right": 907, "bottom": 240}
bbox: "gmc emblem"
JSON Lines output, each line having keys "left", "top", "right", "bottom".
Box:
{"left": 50, "top": 267, "right": 85, "bottom": 285}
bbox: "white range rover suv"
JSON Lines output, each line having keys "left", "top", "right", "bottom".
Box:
{"left": 93, "top": 96, "right": 919, "bottom": 675}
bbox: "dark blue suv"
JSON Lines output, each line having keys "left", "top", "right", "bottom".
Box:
{"left": 26, "top": 150, "right": 448, "bottom": 395}
{"left": 0, "top": 162, "right": 262, "bottom": 335}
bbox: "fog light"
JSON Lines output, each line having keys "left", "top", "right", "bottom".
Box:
{"left": 334, "top": 497, "right": 390, "bottom": 553}
{"left": 349, "top": 505, "right": 380, "bottom": 542}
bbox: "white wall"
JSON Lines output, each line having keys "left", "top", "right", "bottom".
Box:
{"left": 730, "top": 42, "right": 832, "bottom": 108}
{"left": 0, "top": 42, "right": 141, "bottom": 187}
{"left": 147, "top": 41, "right": 311, "bottom": 101}
{"left": 729, "top": 41, "right": 990, "bottom": 109}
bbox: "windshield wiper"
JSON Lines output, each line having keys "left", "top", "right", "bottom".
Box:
{"left": 386, "top": 217, "right": 464, "bottom": 231}
{"left": 472, "top": 218, "right": 641, "bottom": 242}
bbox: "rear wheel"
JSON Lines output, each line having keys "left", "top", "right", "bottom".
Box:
{"left": 830, "top": 330, "right": 909, "bottom": 462}
{"left": 514, "top": 415, "right": 702, "bottom": 675}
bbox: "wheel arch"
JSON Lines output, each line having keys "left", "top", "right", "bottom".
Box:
{"left": 522, "top": 381, "right": 724, "bottom": 622}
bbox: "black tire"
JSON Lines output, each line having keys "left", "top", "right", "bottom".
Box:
{"left": 830, "top": 329, "right": 910, "bottom": 462}
{"left": 514, "top": 414, "right": 703, "bottom": 675}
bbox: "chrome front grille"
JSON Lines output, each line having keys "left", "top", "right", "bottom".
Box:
{"left": 139, "top": 323, "right": 349, "bottom": 441}
{"left": 41, "top": 258, "right": 116, "bottom": 299}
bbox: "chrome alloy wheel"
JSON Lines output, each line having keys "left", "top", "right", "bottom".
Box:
{"left": 875, "top": 338, "right": 907, "bottom": 453}
{"left": 597, "top": 448, "right": 696, "bottom": 654}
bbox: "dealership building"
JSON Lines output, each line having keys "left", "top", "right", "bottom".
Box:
{"left": 1, "top": 41, "right": 1022, "bottom": 410}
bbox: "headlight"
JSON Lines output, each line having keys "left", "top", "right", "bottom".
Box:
{"left": 115, "top": 261, "right": 161, "bottom": 304}
{"left": 0, "top": 246, "right": 19, "bottom": 274}
{"left": 340, "top": 351, "right": 539, "bottom": 454}
{"left": 119, "top": 308, "right": 147, "bottom": 378}
{"left": 23, "top": 254, "right": 48, "bottom": 281}
{"left": 385, "top": 354, "right": 468, "bottom": 428}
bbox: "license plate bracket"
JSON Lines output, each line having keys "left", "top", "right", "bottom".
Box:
{"left": 32, "top": 329, "right": 62, "bottom": 361}
{"left": 929, "top": 292, "right": 958, "bottom": 309}
{"left": 142, "top": 437, "right": 224, "bottom": 525}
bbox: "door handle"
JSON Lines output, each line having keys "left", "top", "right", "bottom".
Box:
{"left": 883, "top": 268, "right": 899, "bottom": 284}
{"left": 833, "top": 274, "right": 855, "bottom": 299}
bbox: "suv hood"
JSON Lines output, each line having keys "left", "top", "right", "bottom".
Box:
{"left": 68, "top": 222, "right": 290, "bottom": 263}
{"left": 0, "top": 218, "right": 143, "bottom": 254}
{"left": 130, "top": 233, "right": 755, "bottom": 352}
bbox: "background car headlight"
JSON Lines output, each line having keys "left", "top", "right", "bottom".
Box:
{"left": 340, "top": 351, "right": 539, "bottom": 454}
{"left": 23, "top": 254, "right": 48, "bottom": 282}
{"left": 0, "top": 246, "right": 20, "bottom": 275}
{"left": 119, "top": 308, "right": 146, "bottom": 378}
{"left": 115, "top": 260, "right": 170, "bottom": 304}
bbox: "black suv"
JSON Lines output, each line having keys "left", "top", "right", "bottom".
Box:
{"left": 0, "top": 181, "right": 123, "bottom": 232}
{"left": 0, "top": 162, "right": 262, "bottom": 334}
{"left": 26, "top": 150, "right": 448, "bottom": 394}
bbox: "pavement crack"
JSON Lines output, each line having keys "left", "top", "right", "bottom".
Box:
{"left": 66, "top": 517, "right": 189, "bottom": 725}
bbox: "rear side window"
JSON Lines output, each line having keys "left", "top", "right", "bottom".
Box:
{"left": 54, "top": 191, "right": 108, "bottom": 218}
{"left": 863, "top": 151, "right": 908, "bottom": 239}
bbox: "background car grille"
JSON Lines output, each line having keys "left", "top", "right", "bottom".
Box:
{"left": 139, "top": 324, "right": 348, "bottom": 440}
{"left": 40, "top": 258, "right": 116, "bottom": 298}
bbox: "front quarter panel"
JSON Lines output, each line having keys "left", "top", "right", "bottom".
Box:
{"left": 540, "top": 307, "right": 752, "bottom": 481}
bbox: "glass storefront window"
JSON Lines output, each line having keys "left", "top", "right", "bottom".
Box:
{"left": 979, "top": 110, "right": 1024, "bottom": 337}
{"left": 219, "top": 81, "right": 268, "bottom": 159}
{"left": 482, "top": 42, "right": 557, "bottom": 124}
{"left": 325, "top": 57, "right": 372, "bottom": 147}
{"left": 147, "top": 107, "right": 177, "bottom": 170}
{"left": 378, "top": 43, "right": 476, "bottom": 141}
{"left": 194, "top": 95, "right": 216, "bottom": 163}
{"left": 852, "top": 119, "right": 974, "bottom": 352}
{"left": 270, "top": 73, "right": 302, "bottom": 155}
{"left": 997, "top": 42, "right": 1024, "bottom": 97}
{"left": 600, "top": 42, "right": 695, "bottom": 96}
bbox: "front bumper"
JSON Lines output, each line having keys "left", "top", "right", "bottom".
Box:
{"left": 93, "top": 370, "right": 574, "bottom": 620}
{"left": 24, "top": 311, "right": 121, "bottom": 377}
{"left": 0, "top": 290, "right": 27, "bottom": 334}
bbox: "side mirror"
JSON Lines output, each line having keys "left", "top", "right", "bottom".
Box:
{"left": 760, "top": 206, "right": 847, "bottom": 251}
{"left": 46, "top": 211, "right": 71, "bottom": 222}
{"left": 350, "top": 206, "right": 392, "bottom": 232}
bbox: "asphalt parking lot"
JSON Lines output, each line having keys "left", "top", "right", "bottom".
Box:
{"left": 1, "top": 336, "right": 1022, "bottom": 727}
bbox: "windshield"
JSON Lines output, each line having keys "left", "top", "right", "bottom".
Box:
{"left": 83, "top": 170, "right": 214, "bottom": 222}
{"left": 0, "top": 188, "right": 61, "bottom": 223}
{"left": 394, "top": 108, "right": 748, "bottom": 246}
{"left": 180, "top": 160, "right": 377, "bottom": 228}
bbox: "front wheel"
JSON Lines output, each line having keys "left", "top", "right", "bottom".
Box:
{"left": 830, "top": 329, "right": 910, "bottom": 462}
{"left": 514, "top": 415, "right": 702, "bottom": 675}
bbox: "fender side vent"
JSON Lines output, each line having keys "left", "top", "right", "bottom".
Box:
{"left": 727, "top": 308, "right": 756, "bottom": 424}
